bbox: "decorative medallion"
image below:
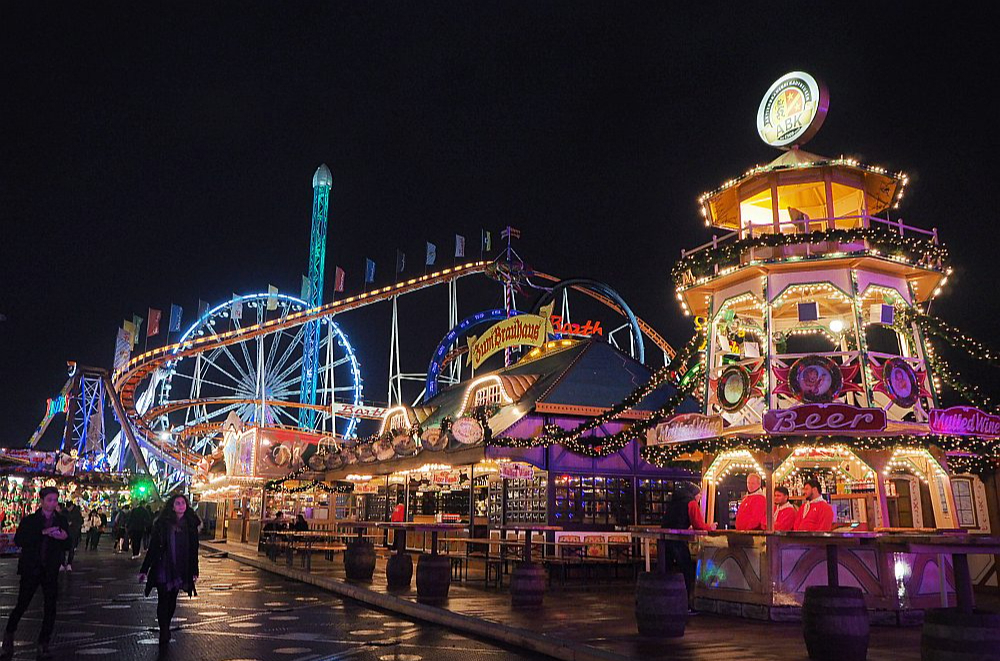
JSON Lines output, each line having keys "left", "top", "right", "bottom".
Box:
{"left": 871, "top": 357, "right": 929, "bottom": 409}
{"left": 451, "top": 417, "right": 485, "bottom": 445}
{"left": 773, "top": 354, "right": 863, "bottom": 403}
{"left": 420, "top": 427, "right": 448, "bottom": 451}
{"left": 716, "top": 364, "right": 752, "bottom": 411}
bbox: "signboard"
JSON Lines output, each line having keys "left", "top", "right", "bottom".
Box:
{"left": 499, "top": 462, "right": 535, "bottom": 480}
{"left": 929, "top": 406, "right": 1000, "bottom": 438}
{"left": 646, "top": 414, "right": 723, "bottom": 446}
{"left": 467, "top": 303, "right": 554, "bottom": 369}
{"left": 763, "top": 403, "right": 887, "bottom": 435}
{"left": 353, "top": 481, "right": 380, "bottom": 494}
{"left": 331, "top": 402, "right": 392, "bottom": 420}
{"left": 756, "top": 71, "right": 829, "bottom": 148}
{"left": 451, "top": 417, "right": 485, "bottom": 445}
{"left": 550, "top": 315, "right": 603, "bottom": 337}
{"left": 433, "top": 470, "right": 460, "bottom": 486}
{"left": 0, "top": 449, "right": 58, "bottom": 474}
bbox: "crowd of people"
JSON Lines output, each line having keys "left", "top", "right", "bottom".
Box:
{"left": 1, "top": 493, "right": 200, "bottom": 659}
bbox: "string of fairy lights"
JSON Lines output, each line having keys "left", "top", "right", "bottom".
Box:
{"left": 265, "top": 465, "right": 355, "bottom": 493}
{"left": 671, "top": 227, "right": 948, "bottom": 287}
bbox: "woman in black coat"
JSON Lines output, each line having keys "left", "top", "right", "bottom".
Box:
{"left": 138, "top": 494, "right": 200, "bottom": 647}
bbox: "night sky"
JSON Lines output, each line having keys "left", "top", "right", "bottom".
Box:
{"left": 2, "top": 5, "right": 997, "bottom": 444}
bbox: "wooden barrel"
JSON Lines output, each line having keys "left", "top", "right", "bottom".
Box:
{"left": 416, "top": 553, "right": 451, "bottom": 603}
{"left": 343, "top": 540, "right": 376, "bottom": 581}
{"left": 634, "top": 571, "right": 687, "bottom": 638}
{"left": 921, "top": 608, "right": 1000, "bottom": 660}
{"left": 510, "top": 562, "right": 546, "bottom": 609}
{"left": 802, "top": 586, "right": 869, "bottom": 661}
{"left": 385, "top": 552, "right": 413, "bottom": 590}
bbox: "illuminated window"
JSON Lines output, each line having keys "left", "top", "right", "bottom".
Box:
{"left": 473, "top": 383, "right": 503, "bottom": 408}
{"left": 387, "top": 412, "right": 408, "bottom": 432}
{"left": 952, "top": 478, "right": 977, "bottom": 528}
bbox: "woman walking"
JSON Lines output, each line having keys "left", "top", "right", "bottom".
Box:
{"left": 84, "top": 507, "right": 104, "bottom": 550}
{"left": 138, "top": 494, "right": 200, "bottom": 647}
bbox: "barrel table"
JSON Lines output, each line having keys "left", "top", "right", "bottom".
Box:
{"left": 400, "top": 523, "right": 467, "bottom": 603}
{"left": 880, "top": 533, "right": 1000, "bottom": 661}
{"left": 377, "top": 523, "right": 414, "bottom": 590}
{"left": 791, "top": 531, "right": 878, "bottom": 661}
{"left": 629, "top": 528, "right": 707, "bottom": 638}
{"left": 341, "top": 523, "right": 379, "bottom": 581}
{"left": 501, "top": 524, "right": 562, "bottom": 609}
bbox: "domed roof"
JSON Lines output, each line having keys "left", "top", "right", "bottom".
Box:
{"left": 312, "top": 163, "right": 333, "bottom": 188}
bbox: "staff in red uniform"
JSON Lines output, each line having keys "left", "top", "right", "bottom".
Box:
{"left": 795, "top": 478, "right": 833, "bottom": 531}
{"left": 735, "top": 473, "right": 766, "bottom": 531}
{"left": 773, "top": 486, "right": 797, "bottom": 531}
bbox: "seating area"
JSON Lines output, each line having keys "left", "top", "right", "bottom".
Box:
{"left": 257, "top": 523, "right": 643, "bottom": 591}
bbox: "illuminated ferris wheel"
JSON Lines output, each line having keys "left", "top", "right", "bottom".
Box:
{"left": 153, "top": 292, "right": 364, "bottom": 457}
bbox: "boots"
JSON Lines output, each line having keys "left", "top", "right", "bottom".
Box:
{"left": 1, "top": 631, "right": 14, "bottom": 660}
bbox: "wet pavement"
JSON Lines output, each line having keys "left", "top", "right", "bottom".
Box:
{"left": 0, "top": 537, "right": 539, "bottom": 660}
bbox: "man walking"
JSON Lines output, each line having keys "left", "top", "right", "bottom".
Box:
{"left": 61, "top": 501, "right": 84, "bottom": 571}
{"left": 127, "top": 501, "right": 152, "bottom": 560}
{"left": 1, "top": 487, "right": 69, "bottom": 660}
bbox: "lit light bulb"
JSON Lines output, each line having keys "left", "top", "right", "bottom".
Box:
{"left": 829, "top": 319, "right": 845, "bottom": 333}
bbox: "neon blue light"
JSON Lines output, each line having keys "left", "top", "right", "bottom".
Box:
{"left": 424, "top": 309, "right": 521, "bottom": 401}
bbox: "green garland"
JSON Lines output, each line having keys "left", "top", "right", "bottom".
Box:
{"left": 947, "top": 455, "right": 997, "bottom": 477}
{"left": 672, "top": 227, "right": 948, "bottom": 287}
{"left": 901, "top": 309, "right": 1000, "bottom": 369}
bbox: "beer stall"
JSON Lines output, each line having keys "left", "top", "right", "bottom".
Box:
{"left": 639, "top": 71, "right": 1000, "bottom": 627}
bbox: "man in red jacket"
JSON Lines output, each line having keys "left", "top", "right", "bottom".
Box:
{"left": 773, "top": 486, "right": 798, "bottom": 531}
{"left": 735, "top": 473, "right": 766, "bottom": 530}
{"left": 795, "top": 478, "right": 834, "bottom": 531}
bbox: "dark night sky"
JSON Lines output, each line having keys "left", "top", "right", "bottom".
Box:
{"left": 2, "top": 4, "right": 997, "bottom": 444}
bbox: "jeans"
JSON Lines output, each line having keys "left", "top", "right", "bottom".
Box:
{"left": 156, "top": 587, "right": 179, "bottom": 634}
{"left": 86, "top": 529, "right": 102, "bottom": 550}
{"left": 4, "top": 570, "right": 58, "bottom": 643}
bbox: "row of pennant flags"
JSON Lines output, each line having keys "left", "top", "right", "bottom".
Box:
{"left": 114, "top": 228, "right": 519, "bottom": 371}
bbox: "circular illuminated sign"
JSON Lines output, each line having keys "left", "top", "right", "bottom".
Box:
{"left": 451, "top": 417, "right": 485, "bottom": 445}
{"left": 757, "top": 71, "right": 828, "bottom": 148}
{"left": 883, "top": 357, "right": 919, "bottom": 408}
{"left": 717, "top": 365, "right": 752, "bottom": 412}
{"left": 420, "top": 427, "right": 448, "bottom": 451}
{"left": 789, "top": 355, "right": 843, "bottom": 403}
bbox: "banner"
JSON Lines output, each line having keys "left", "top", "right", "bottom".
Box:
{"left": 123, "top": 320, "right": 138, "bottom": 349}
{"left": 499, "top": 462, "right": 535, "bottom": 480}
{"left": 267, "top": 285, "right": 278, "bottom": 311}
{"left": 301, "top": 275, "right": 312, "bottom": 301}
{"left": 168, "top": 304, "right": 183, "bottom": 332}
{"left": 231, "top": 295, "right": 243, "bottom": 322}
{"left": 646, "top": 414, "right": 723, "bottom": 446}
{"left": 482, "top": 229, "right": 491, "bottom": 252}
{"left": 197, "top": 299, "right": 209, "bottom": 320}
{"left": 455, "top": 234, "right": 465, "bottom": 258}
{"left": 929, "top": 406, "right": 1000, "bottom": 438}
{"left": 147, "top": 308, "right": 161, "bottom": 337}
{"left": 396, "top": 250, "right": 405, "bottom": 274}
{"left": 334, "top": 267, "right": 345, "bottom": 292}
{"left": 365, "top": 259, "right": 376, "bottom": 284}
{"left": 501, "top": 226, "right": 521, "bottom": 240}
{"left": 426, "top": 242, "right": 436, "bottom": 266}
{"left": 466, "top": 303, "right": 553, "bottom": 369}
{"left": 114, "top": 327, "right": 132, "bottom": 371}
{"left": 763, "top": 403, "right": 887, "bottom": 435}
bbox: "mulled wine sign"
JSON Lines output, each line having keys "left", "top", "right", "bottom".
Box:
{"left": 928, "top": 406, "right": 1000, "bottom": 438}
{"left": 763, "top": 403, "right": 887, "bottom": 435}
{"left": 647, "top": 413, "right": 723, "bottom": 446}
{"left": 451, "top": 417, "right": 485, "bottom": 445}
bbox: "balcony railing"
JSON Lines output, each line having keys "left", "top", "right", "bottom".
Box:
{"left": 677, "top": 215, "right": 941, "bottom": 287}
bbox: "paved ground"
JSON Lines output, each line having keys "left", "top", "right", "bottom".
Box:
{"left": 217, "top": 539, "right": 928, "bottom": 661}
{"left": 0, "top": 537, "right": 538, "bottom": 660}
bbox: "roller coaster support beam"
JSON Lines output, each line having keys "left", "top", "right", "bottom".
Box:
{"left": 100, "top": 371, "right": 151, "bottom": 475}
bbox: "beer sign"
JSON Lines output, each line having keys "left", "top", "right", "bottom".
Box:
{"left": 757, "top": 71, "right": 829, "bottom": 148}
{"left": 763, "top": 403, "right": 887, "bottom": 435}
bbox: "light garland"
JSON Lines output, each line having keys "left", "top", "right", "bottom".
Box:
{"left": 703, "top": 450, "right": 765, "bottom": 484}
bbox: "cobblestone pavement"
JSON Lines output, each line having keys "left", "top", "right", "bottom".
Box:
{"left": 0, "top": 537, "right": 538, "bottom": 660}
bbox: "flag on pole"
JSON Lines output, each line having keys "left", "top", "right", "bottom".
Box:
{"left": 301, "top": 275, "right": 312, "bottom": 302}
{"left": 197, "top": 299, "right": 209, "bottom": 320}
{"left": 231, "top": 294, "right": 243, "bottom": 321}
{"left": 168, "top": 304, "right": 183, "bottom": 332}
{"left": 147, "top": 308, "right": 161, "bottom": 337}
{"left": 426, "top": 242, "right": 437, "bottom": 266}
{"left": 396, "top": 250, "right": 405, "bottom": 274}
{"left": 455, "top": 234, "right": 465, "bottom": 258}
{"left": 501, "top": 226, "right": 521, "bottom": 240}
{"left": 132, "top": 314, "right": 144, "bottom": 338}
{"left": 334, "top": 267, "right": 345, "bottom": 293}
{"left": 482, "top": 230, "right": 491, "bottom": 253}
{"left": 267, "top": 285, "right": 279, "bottom": 311}
{"left": 114, "top": 328, "right": 132, "bottom": 372}
{"left": 365, "top": 259, "right": 376, "bottom": 284}
{"left": 123, "top": 320, "right": 138, "bottom": 349}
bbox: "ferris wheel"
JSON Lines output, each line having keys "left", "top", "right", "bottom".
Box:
{"left": 154, "top": 292, "right": 364, "bottom": 457}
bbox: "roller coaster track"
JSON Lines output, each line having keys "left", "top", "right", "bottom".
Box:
{"left": 113, "top": 260, "right": 676, "bottom": 468}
